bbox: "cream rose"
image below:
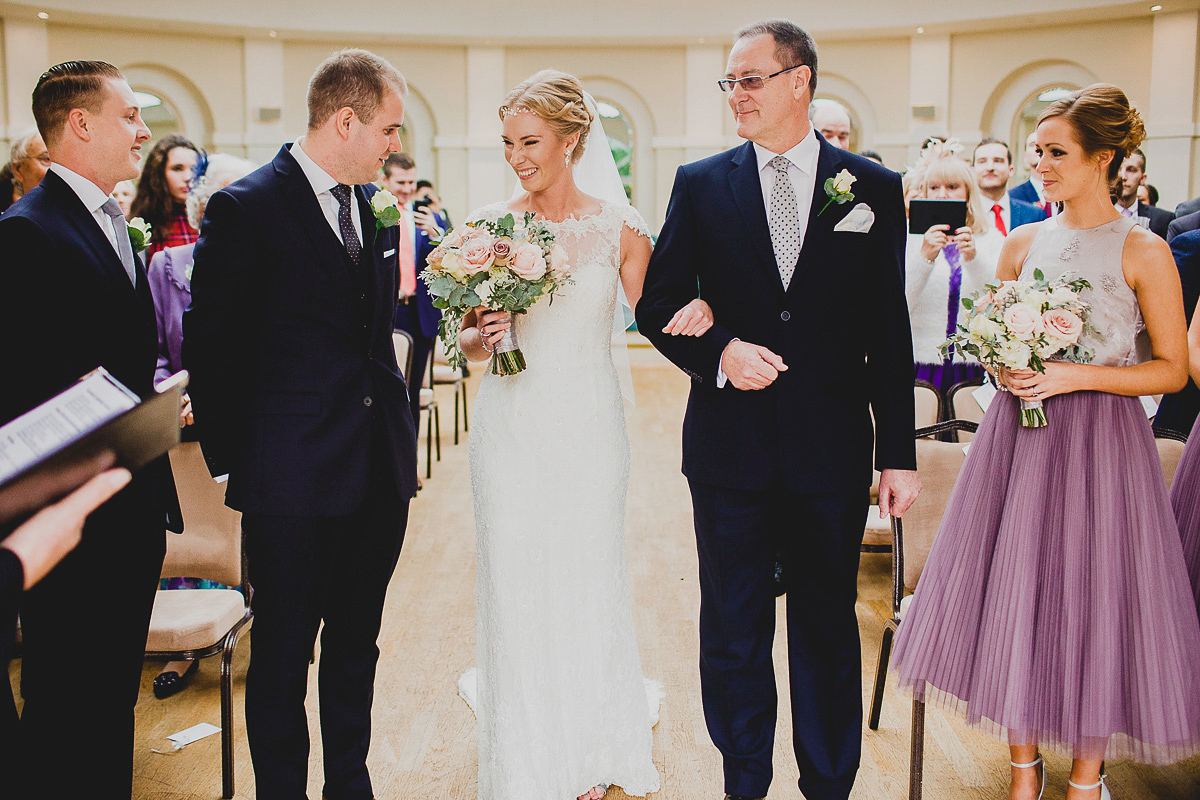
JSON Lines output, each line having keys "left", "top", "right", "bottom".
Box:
{"left": 459, "top": 233, "right": 496, "bottom": 274}
{"left": 967, "top": 313, "right": 1003, "bottom": 341}
{"left": 510, "top": 242, "right": 547, "bottom": 280}
{"left": 440, "top": 250, "right": 469, "bottom": 281}
{"left": 995, "top": 339, "right": 1033, "bottom": 369}
{"left": 1003, "top": 302, "right": 1044, "bottom": 340}
{"left": 1042, "top": 308, "right": 1083, "bottom": 344}
{"left": 831, "top": 169, "right": 856, "bottom": 195}
{"left": 547, "top": 243, "right": 569, "bottom": 273}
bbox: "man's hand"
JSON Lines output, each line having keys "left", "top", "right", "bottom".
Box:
{"left": 720, "top": 340, "right": 787, "bottom": 390}
{"left": 662, "top": 299, "right": 714, "bottom": 337}
{"left": 180, "top": 392, "right": 194, "bottom": 427}
{"left": 414, "top": 208, "right": 442, "bottom": 238}
{"left": 878, "top": 468, "right": 921, "bottom": 518}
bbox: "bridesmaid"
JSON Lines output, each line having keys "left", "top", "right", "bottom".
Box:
{"left": 1169, "top": 303, "right": 1200, "bottom": 614}
{"left": 891, "top": 84, "right": 1200, "bottom": 800}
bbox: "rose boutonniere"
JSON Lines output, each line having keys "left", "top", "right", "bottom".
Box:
{"left": 371, "top": 189, "right": 402, "bottom": 230}
{"left": 184, "top": 261, "right": 194, "bottom": 283}
{"left": 127, "top": 217, "right": 152, "bottom": 252}
{"left": 817, "top": 169, "right": 856, "bottom": 216}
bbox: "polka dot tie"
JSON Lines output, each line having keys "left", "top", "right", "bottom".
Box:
{"left": 330, "top": 183, "right": 362, "bottom": 264}
{"left": 768, "top": 155, "right": 799, "bottom": 290}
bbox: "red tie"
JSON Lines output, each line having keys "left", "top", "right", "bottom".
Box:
{"left": 398, "top": 208, "right": 417, "bottom": 297}
{"left": 992, "top": 203, "right": 1007, "bottom": 237}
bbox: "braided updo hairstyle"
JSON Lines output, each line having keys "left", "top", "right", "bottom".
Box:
{"left": 498, "top": 69, "right": 593, "bottom": 164}
{"left": 1037, "top": 83, "right": 1146, "bottom": 191}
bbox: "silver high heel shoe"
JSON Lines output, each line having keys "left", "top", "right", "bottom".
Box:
{"left": 1010, "top": 754, "right": 1046, "bottom": 800}
{"left": 1068, "top": 774, "right": 1111, "bottom": 799}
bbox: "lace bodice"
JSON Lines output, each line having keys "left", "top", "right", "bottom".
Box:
{"left": 1019, "top": 215, "right": 1147, "bottom": 367}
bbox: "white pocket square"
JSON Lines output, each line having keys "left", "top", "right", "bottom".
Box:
{"left": 833, "top": 203, "right": 875, "bottom": 233}
{"left": 383, "top": 248, "right": 396, "bottom": 258}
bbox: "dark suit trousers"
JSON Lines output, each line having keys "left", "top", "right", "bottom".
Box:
{"left": 8, "top": 502, "right": 165, "bottom": 799}
{"left": 242, "top": 445, "right": 409, "bottom": 800}
{"left": 393, "top": 303, "right": 432, "bottom": 428}
{"left": 690, "top": 480, "right": 869, "bottom": 800}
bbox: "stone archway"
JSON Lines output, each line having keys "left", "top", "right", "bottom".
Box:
{"left": 122, "top": 64, "right": 214, "bottom": 150}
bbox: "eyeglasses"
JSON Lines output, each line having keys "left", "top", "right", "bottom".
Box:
{"left": 717, "top": 65, "right": 803, "bottom": 93}
{"left": 22, "top": 154, "right": 51, "bottom": 166}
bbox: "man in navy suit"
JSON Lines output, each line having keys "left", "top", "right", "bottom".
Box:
{"left": 1168, "top": 209, "right": 1200, "bottom": 242}
{"left": 972, "top": 137, "right": 1044, "bottom": 235}
{"left": 1115, "top": 149, "right": 1174, "bottom": 239}
{"left": 637, "top": 20, "right": 919, "bottom": 800}
{"left": 184, "top": 50, "right": 417, "bottom": 800}
{"left": 1008, "top": 131, "right": 1051, "bottom": 217}
{"left": 382, "top": 152, "right": 446, "bottom": 427}
{"left": 0, "top": 60, "right": 180, "bottom": 797}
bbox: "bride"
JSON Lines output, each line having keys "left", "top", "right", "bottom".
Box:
{"left": 456, "top": 70, "right": 712, "bottom": 800}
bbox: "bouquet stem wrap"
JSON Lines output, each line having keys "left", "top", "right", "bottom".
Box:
{"left": 1019, "top": 398, "right": 1047, "bottom": 428}
{"left": 490, "top": 325, "right": 526, "bottom": 375}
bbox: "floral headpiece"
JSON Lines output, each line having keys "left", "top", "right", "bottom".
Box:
{"left": 501, "top": 106, "right": 534, "bottom": 117}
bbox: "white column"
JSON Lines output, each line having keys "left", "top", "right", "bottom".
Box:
{"left": 908, "top": 34, "right": 951, "bottom": 162}
{"left": 684, "top": 44, "right": 726, "bottom": 161}
{"left": 242, "top": 39, "right": 286, "bottom": 163}
{"left": 3, "top": 17, "right": 49, "bottom": 143}
{"left": 1146, "top": 10, "right": 1198, "bottom": 209}
{"left": 465, "top": 47, "right": 506, "bottom": 212}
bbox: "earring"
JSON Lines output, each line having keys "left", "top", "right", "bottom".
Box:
{"left": 565, "top": 150, "right": 572, "bottom": 167}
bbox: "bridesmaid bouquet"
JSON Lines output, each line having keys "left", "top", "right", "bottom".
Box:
{"left": 941, "top": 269, "right": 1097, "bottom": 427}
{"left": 421, "top": 212, "right": 570, "bottom": 375}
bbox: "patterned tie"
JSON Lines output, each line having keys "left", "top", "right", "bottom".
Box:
{"left": 100, "top": 197, "right": 137, "bottom": 286}
{"left": 1119, "top": 204, "right": 1135, "bottom": 218}
{"left": 991, "top": 203, "right": 1007, "bottom": 237}
{"left": 330, "top": 184, "right": 362, "bottom": 263}
{"left": 398, "top": 207, "right": 417, "bottom": 297}
{"left": 768, "top": 155, "right": 800, "bottom": 290}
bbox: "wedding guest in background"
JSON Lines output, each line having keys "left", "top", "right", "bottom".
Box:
{"left": 1168, "top": 208, "right": 1200, "bottom": 242}
{"left": 972, "top": 137, "right": 1044, "bottom": 236}
{"left": 9, "top": 128, "right": 50, "bottom": 198}
{"left": 146, "top": 152, "right": 255, "bottom": 699}
{"left": 907, "top": 142, "right": 1002, "bottom": 395}
{"left": 1157, "top": 228, "right": 1200, "bottom": 434}
{"left": 810, "top": 97, "right": 851, "bottom": 149}
{"left": 894, "top": 83, "right": 1200, "bottom": 800}
{"left": 414, "top": 178, "right": 452, "bottom": 228}
{"left": 1137, "top": 182, "right": 1158, "bottom": 207}
{"left": 1114, "top": 149, "right": 1173, "bottom": 239}
{"left": 0, "top": 163, "right": 16, "bottom": 212}
{"left": 1010, "top": 130, "right": 1049, "bottom": 216}
{"left": 113, "top": 178, "right": 135, "bottom": 218}
{"left": 859, "top": 149, "right": 884, "bottom": 166}
{"left": 1170, "top": 272, "right": 1200, "bottom": 617}
{"left": 1177, "top": 193, "right": 1200, "bottom": 218}
{"left": 132, "top": 133, "right": 201, "bottom": 261}
{"left": 0, "top": 59, "right": 180, "bottom": 798}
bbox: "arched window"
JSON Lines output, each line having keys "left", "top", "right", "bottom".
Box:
{"left": 1014, "top": 85, "right": 1079, "bottom": 181}
{"left": 134, "top": 90, "right": 184, "bottom": 145}
{"left": 595, "top": 99, "right": 633, "bottom": 201}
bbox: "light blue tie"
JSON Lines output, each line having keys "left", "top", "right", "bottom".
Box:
{"left": 101, "top": 197, "right": 137, "bottom": 286}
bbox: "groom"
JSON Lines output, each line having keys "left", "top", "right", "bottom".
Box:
{"left": 184, "top": 49, "right": 417, "bottom": 799}
{"left": 637, "top": 19, "right": 920, "bottom": 800}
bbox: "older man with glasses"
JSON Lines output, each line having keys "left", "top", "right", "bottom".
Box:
{"left": 638, "top": 17, "right": 919, "bottom": 800}
{"left": 9, "top": 128, "right": 51, "bottom": 197}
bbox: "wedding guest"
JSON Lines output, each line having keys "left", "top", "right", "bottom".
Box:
{"left": 1157, "top": 228, "right": 1200, "bottom": 434}
{"left": 132, "top": 133, "right": 201, "bottom": 261}
{"left": 0, "top": 163, "right": 16, "bottom": 212}
{"left": 0, "top": 59, "right": 180, "bottom": 798}
{"left": 1010, "top": 130, "right": 1050, "bottom": 215}
{"left": 1177, "top": 194, "right": 1200, "bottom": 218}
{"left": 1168, "top": 209, "right": 1200, "bottom": 242}
{"left": 113, "top": 178, "right": 135, "bottom": 218}
{"left": 146, "top": 152, "right": 254, "bottom": 699}
{"left": 414, "top": 178, "right": 452, "bottom": 228}
{"left": 1137, "top": 182, "right": 1158, "bottom": 207}
{"left": 1170, "top": 271, "right": 1200, "bottom": 615}
{"left": 1114, "top": 149, "right": 1173, "bottom": 239}
{"left": 859, "top": 149, "right": 884, "bottom": 166}
{"left": 972, "top": 137, "right": 1044, "bottom": 236}
{"left": 906, "top": 141, "right": 1002, "bottom": 395}
{"left": 9, "top": 128, "right": 50, "bottom": 197}
{"left": 810, "top": 98, "right": 850, "bottom": 149}
{"left": 893, "top": 83, "right": 1200, "bottom": 800}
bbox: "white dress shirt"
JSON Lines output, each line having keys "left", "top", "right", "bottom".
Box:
{"left": 718, "top": 128, "right": 821, "bottom": 387}
{"left": 49, "top": 162, "right": 125, "bottom": 258}
{"left": 290, "top": 138, "right": 362, "bottom": 248}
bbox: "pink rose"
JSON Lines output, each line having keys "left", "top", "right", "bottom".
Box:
{"left": 440, "top": 227, "right": 466, "bottom": 249}
{"left": 1002, "top": 302, "right": 1044, "bottom": 340}
{"left": 509, "top": 242, "right": 547, "bottom": 280}
{"left": 459, "top": 232, "right": 495, "bottom": 274}
{"left": 491, "top": 236, "right": 514, "bottom": 266}
{"left": 547, "top": 243, "right": 569, "bottom": 273}
{"left": 1042, "top": 308, "right": 1083, "bottom": 344}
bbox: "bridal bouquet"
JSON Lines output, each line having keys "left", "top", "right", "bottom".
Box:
{"left": 940, "top": 269, "right": 1097, "bottom": 427}
{"left": 421, "top": 212, "right": 570, "bottom": 375}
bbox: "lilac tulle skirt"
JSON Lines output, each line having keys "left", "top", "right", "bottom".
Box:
{"left": 1170, "top": 414, "right": 1200, "bottom": 612}
{"left": 892, "top": 390, "right": 1200, "bottom": 763}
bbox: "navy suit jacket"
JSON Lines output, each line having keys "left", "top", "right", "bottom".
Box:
{"left": 0, "top": 169, "right": 179, "bottom": 533}
{"left": 1009, "top": 197, "right": 1045, "bottom": 231}
{"left": 183, "top": 145, "right": 418, "bottom": 514}
{"left": 637, "top": 137, "right": 916, "bottom": 493}
{"left": 1155, "top": 229, "right": 1200, "bottom": 433}
{"left": 1168, "top": 210, "right": 1200, "bottom": 243}
{"left": 1134, "top": 201, "right": 1175, "bottom": 240}
{"left": 1009, "top": 179, "right": 1044, "bottom": 209}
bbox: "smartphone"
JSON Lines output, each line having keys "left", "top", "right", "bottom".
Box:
{"left": 411, "top": 198, "right": 433, "bottom": 216}
{"left": 908, "top": 199, "right": 967, "bottom": 235}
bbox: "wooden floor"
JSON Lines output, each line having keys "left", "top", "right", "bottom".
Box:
{"left": 14, "top": 343, "right": 1200, "bottom": 799}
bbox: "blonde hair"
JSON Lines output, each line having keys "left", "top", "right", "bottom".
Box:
{"left": 919, "top": 153, "right": 987, "bottom": 235}
{"left": 498, "top": 70, "right": 593, "bottom": 163}
{"left": 1038, "top": 83, "right": 1146, "bottom": 191}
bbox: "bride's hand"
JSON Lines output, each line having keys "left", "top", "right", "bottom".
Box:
{"left": 662, "top": 298, "right": 714, "bottom": 337}
{"left": 475, "top": 309, "right": 512, "bottom": 352}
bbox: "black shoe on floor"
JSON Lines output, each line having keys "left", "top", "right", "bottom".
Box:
{"left": 153, "top": 658, "right": 199, "bottom": 699}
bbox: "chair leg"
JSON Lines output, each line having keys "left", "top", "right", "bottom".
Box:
{"left": 221, "top": 636, "right": 236, "bottom": 797}
{"left": 425, "top": 404, "right": 432, "bottom": 479}
{"left": 453, "top": 382, "right": 460, "bottom": 445}
{"left": 434, "top": 404, "right": 441, "bottom": 461}
{"left": 461, "top": 380, "right": 468, "bottom": 431}
{"left": 868, "top": 623, "right": 895, "bottom": 730}
{"left": 908, "top": 695, "right": 926, "bottom": 800}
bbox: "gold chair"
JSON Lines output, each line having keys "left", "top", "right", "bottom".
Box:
{"left": 419, "top": 349, "right": 441, "bottom": 478}
{"left": 946, "top": 378, "right": 987, "bottom": 442}
{"left": 1154, "top": 425, "right": 1188, "bottom": 488}
{"left": 392, "top": 330, "right": 439, "bottom": 478}
{"left": 431, "top": 339, "right": 468, "bottom": 444}
{"left": 145, "top": 441, "right": 252, "bottom": 799}
{"left": 866, "top": 419, "right": 976, "bottom": 800}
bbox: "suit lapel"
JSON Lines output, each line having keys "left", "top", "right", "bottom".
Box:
{"left": 788, "top": 137, "right": 846, "bottom": 292}
{"left": 273, "top": 146, "right": 358, "bottom": 298}
{"left": 356, "top": 184, "right": 394, "bottom": 337}
{"left": 41, "top": 171, "right": 136, "bottom": 293}
{"left": 727, "top": 142, "right": 779, "bottom": 288}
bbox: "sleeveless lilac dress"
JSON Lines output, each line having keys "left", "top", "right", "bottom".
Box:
{"left": 891, "top": 216, "right": 1200, "bottom": 763}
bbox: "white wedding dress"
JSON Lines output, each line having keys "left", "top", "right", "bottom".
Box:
{"left": 460, "top": 199, "right": 662, "bottom": 800}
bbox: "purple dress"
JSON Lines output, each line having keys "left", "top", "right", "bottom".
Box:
{"left": 1170, "top": 415, "right": 1200, "bottom": 614}
{"left": 147, "top": 241, "right": 194, "bottom": 387}
{"left": 892, "top": 216, "right": 1200, "bottom": 763}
